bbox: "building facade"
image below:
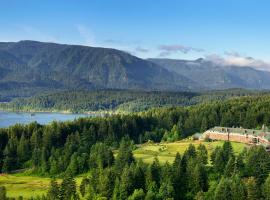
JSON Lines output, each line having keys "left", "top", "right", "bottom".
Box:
{"left": 203, "top": 126, "right": 270, "bottom": 146}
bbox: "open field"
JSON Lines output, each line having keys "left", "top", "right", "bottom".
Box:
{"left": 133, "top": 140, "right": 247, "bottom": 164}
{"left": 0, "top": 174, "right": 50, "bottom": 198}
{"left": 0, "top": 140, "right": 247, "bottom": 199}
{"left": 0, "top": 173, "right": 85, "bottom": 199}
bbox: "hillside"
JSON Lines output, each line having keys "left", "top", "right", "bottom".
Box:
{"left": 0, "top": 41, "right": 198, "bottom": 100}
{"left": 149, "top": 58, "right": 270, "bottom": 90}
{"left": 1, "top": 89, "right": 267, "bottom": 113}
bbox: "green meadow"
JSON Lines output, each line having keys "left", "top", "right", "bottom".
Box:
{"left": 0, "top": 140, "right": 247, "bottom": 199}
{"left": 133, "top": 140, "right": 247, "bottom": 164}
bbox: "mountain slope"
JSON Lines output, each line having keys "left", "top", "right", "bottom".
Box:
{"left": 0, "top": 41, "right": 198, "bottom": 99}
{"left": 149, "top": 58, "right": 270, "bottom": 90}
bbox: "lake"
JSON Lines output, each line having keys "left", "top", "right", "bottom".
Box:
{"left": 0, "top": 111, "right": 91, "bottom": 128}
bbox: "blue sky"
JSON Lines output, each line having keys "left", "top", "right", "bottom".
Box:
{"left": 1, "top": 0, "right": 270, "bottom": 69}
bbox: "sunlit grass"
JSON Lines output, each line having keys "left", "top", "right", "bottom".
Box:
{"left": 0, "top": 140, "right": 246, "bottom": 198}
{"left": 133, "top": 140, "right": 247, "bottom": 164}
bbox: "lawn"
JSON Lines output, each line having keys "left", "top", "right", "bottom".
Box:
{"left": 0, "top": 140, "right": 247, "bottom": 199}
{"left": 133, "top": 140, "right": 247, "bottom": 164}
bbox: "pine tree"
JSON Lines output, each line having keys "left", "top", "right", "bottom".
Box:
{"left": 66, "top": 153, "right": 78, "bottom": 176}
{"left": 197, "top": 144, "right": 208, "bottom": 165}
{"left": 230, "top": 175, "right": 246, "bottom": 200}
{"left": 172, "top": 152, "right": 183, "bottom": 200}
{"left": 234, "top": 154, "right": 245, "bottom": 177}
{"left": 47, "top": 178, "right": 60, "bottom": 200}
{"left": 214, "top": 178, "right": 231, "bottom": 200}
{"left": 200, "top": 117, "right": 208, "bottom": 132}
{"left": 263, "top": 173, "right": 270, "bottom": 200}
{"left": 145, "top": 190, "right": 157, "bottom": 200}
{"left": 98, "top": 168, "right": 115, "bottom": 199}
{"left": 193, "top": 163, "right": 208, "bottom": 193}
{"left": 158, "top": 179, "right": 175, "bottom": 200}
{"left": 128, "top": 189, "right": 145, "bottom": 200}
{"left": 186, "top": 144, "right": 197, "bottom": 159}
{"left": 245, "top": 146, "right": 270, "bottom": 184}
{"left": 79, "top": 177, "right": 90, "bottom": 197}
{"left": 0, "top": 186, "right": 7, "bottom": 200}
{"left": 222, "top": 141, "right": 233, "bottom": 163}
{"left": 119, "top": 166, "right": 134, "bottom": 200}
{"left": 59, "top": 176, "right": 79, "bottom": 200}
{"left": 112, "top": 178, "right": 120, "bottom": 200}
{"left": 213, "top": 149, "right": 225, "bottom": 174}
{"left": 246, "top": 177, "right": 260, "bottom": 200}
{"left": 224, "top": 156, "right": 235, "bottom": 177}
{"left": 2, "top": 137, "right": 18, "bottom": 172}
{"left": 17, "top": 133, "right": 30, "bottom": 163}
{"left": 115, "top": 138, "right": 134, "bottom": 172}
{"left": 195, "top": 191, "right": 205, "bottom": 200}
{"left": 132, "top": 161, "right": 146, "bottom": 190}
{"left": 146, "top": 157, "right": 160, "bottom": 189}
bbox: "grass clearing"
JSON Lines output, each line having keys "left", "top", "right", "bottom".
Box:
{"left": 0, "top": 174, "right": 50, "bottom": 198}
{"left": 133, "top": 140, "right": 247, "bottom": 164}
{"left": 0, "top": 140, "right": 247, "bottom": 198}
{"left": 0, "top": 173, "right": 86, "bottom": 199}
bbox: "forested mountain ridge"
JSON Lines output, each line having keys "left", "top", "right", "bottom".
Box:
{"left": 1, "top": 89, "right": 268, "bottom": 113}
{"left": 0, "top": 41, "right": 198, "bottom": 100}
{"left": 1, "top": 41, "right": 270, "bottom": 102}
{"left": 149, "top": 58, "right": 270, "bottom": 90}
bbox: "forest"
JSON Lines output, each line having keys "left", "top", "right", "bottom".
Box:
{"left": 1, "top": 95, "right": 270, "bottom": 199}
{"left": 0, "top": 89, "right": 268, "bottom": 113}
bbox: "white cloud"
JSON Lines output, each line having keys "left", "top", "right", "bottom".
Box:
{"left": 158, "top": 44, "right": 204, "bottom": 57}
{"left": 205, "top": 52, "right": 270, "bottom": 71}
{"left": 135, "top": 46, "right": 149, "bottom": 53}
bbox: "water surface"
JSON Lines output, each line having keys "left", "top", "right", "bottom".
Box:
{"left": 0, "top": 111, "right": 90, "bottom": 128}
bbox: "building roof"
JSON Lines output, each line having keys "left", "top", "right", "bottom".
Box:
{"left": 209, "top": 126, "right": 270, "bottom": 142}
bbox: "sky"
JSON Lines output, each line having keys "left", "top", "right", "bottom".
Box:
{"left": 1, "top": 0, "right": 270, "bottom": 70}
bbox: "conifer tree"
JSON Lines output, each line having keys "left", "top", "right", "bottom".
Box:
{"left": 128, "top": 189, "right": 145, "bottom": 200}
{"left": 0, "top": 186, "right": 7, "bottom": 200}
{"left": 119, "top": 166, "right": 134, "bottom": 200}
{"left": 115, "top": 138, "right": 134, "bottom": 172}
{"left": 47, "top": 178, "right": 60, "bottom": 200}
{"left": 214, "top": 178, "right": 231, "bottom": 200}
{"left": 158, "top": 179, "right": 175, "bottom": 200}
{"left": 59, "top": 175, "right": 79, "bottom": 200}
{"left": 224, "top": 156, "right": 235, "bottom": 177}
{"left": 230, "top": 175, "right": 246, "bottom": 200}
{"left": 246, "top": 177, "right": 260, "bottom": 200}
{"left": 193, "top": 163, "right": 208, "bottom": 193}
{"left": 197, "top": 144, "right": 208, "bottom": 165}
{"left": 263, "top": 173, "right": 270, "bottom": 200}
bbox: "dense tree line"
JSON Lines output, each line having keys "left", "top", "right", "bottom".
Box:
{"left": 2, "top": 141, "right": 270, "bottom": 200}
{"left": 0, "top": 89, "right": 267, "bottom": 113}
{"left": 1, "top": 95, "right": 270, "bottom": 174}
{"left": 1, "top": 95, "right": 270, "bottom": 199}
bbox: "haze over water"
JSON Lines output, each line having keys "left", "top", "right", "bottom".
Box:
{"left": 0, "top": 111, "right": 90, "bottom": 128}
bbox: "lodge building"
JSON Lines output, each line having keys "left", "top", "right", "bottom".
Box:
{"left": 202, "top": 125, "right": 270, "bottom": 146}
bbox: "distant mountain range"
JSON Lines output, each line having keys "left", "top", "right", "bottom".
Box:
{"left": 149, "top": 58, "right": 270, "bottom": 90}
{"left": 0, "top": 40, "right": 269, "bottom": 100}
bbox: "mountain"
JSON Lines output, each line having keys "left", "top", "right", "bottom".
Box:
{"left": 0, "top": 40, "right": 269, "bottom": 101}
{"left": 149, "top": 58, "right": 270, "bottom": 90}
{"left": 0, "top": 41, "right": 198, "bottom": 99}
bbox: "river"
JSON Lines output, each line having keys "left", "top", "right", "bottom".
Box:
{"left": 0, "top": 111, "right": 91, "bottom": 128}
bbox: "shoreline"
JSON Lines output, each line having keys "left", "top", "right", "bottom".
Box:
{"left": 0, "top": 108, "right": 128, "bottom": 116}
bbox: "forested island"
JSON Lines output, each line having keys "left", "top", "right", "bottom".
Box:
{"left": 1, "top": 95, "right": 270, "bottom": 199}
